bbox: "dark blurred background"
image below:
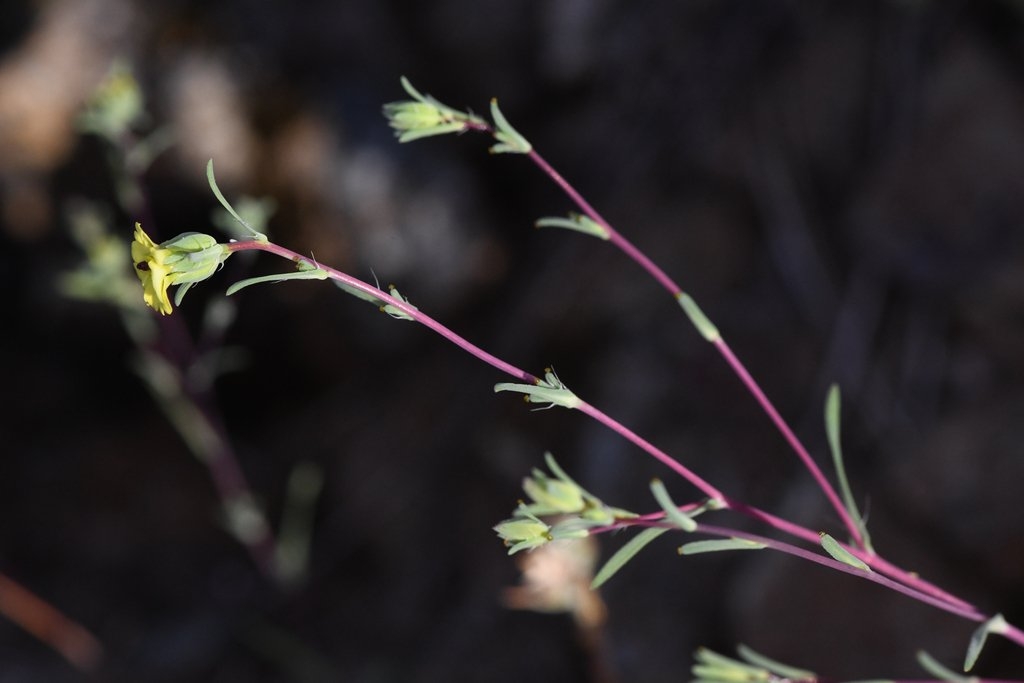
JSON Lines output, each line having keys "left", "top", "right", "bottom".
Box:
{"left": 2, "top": 0, "right": 1024, "bottom": 681}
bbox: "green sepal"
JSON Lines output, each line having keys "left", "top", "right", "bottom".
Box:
{"left": 494, "top": 507, "right": 553, "bottom": 555}
{"left": 591, "top": 527, "right": 668, "bottom": 589}
{"left": 383, "top": 76, "right": 486, "bottom": 143}
{"left": 517, "top": 453, "right": 635, "bottom": 525}
{"left": 392, "top": 121, "right": 469, "bottom": 143}
{"left": 174, "top": 281, "right": 197, "bottom": 307}
{"left": 380, "top": 285, "right": 417, "bottom": 321}
{"left": 494, "top": 368, "right": 580, "bottom": 410}
{"left": 679, "top": 538, "right": 766, "bottom": 555}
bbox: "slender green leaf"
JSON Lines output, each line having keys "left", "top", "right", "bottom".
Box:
{"left": 819, "top": 532, "right": 870, "bottom": 571}
{"left": 692, "top": 648, "right": 768, "bottom": 681}
{"left": 591, "top": 527, "right": 668, "bottom": 589}
{"left": 206, "top": 159, "right": 266, "bottom": 240}
{"left": 489, "top": 98, "right": 531, "bottom": 154}
{"left": 395, "top": 122, "right": 467, "bottom": 143}
{"left": 677, "top": 292, "right": 720, "bottom": 342}
{"left": 825, "top": 384, "right": 873, "bottom": 551}
{"left": 650, "top": 479, "right": 697, "bottom": 532}
{"left": 691, "top": 664, "right": 767, "bottom": 682}
{"left": 226, "top": 269, "right": 328, "bottom": 296}
{"left": 543, "top": 452, "right": 578, "bottom": 489}
{"left": 916, "top": 651, "right": 971, "bottom": 683}
{"left": 695, "top": 647, "right": 761, "bottom": 671}
{"left": 535, "top": 214, "right": 609, "bottom": 240}
{"left": 679, "top": 538, "right": 766, "bottom": 555}
{"left": 737, "top": 644, "right": 816, "bottom": 680}
{"left": 965, "top": 613, "right": 1008, "bottom": 672}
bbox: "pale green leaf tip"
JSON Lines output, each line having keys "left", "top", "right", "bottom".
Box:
{"left": 488, "top": 97, "right": 531, "bottom": 154}
{"left": 736, "top": 644, "right": 816, "bottom": 680}
{"left": 650, "top": 478, "right": 697, "bottom": 532}
{"left": 819, "top": 532, "right": 870, "bottom": 571}
{"left": 535, "top": 214, "right": 610, "bottom": 240}
{"left": 964, "top": 613, "right": 1008, "bottom": 672}
{"left": 206, "top": 158, "right": 267, "bottom": 241}
{"left": 916, "top": 650, "right": 969, "bottom": 683}
{"left": 679, "top": 538, "right": 766, "bottom": 555}
{"left": 677, "top": 292, "right": 720, "bottom": 342}
{"left": 591, "top": 527, "right": 668, "bottom": 589}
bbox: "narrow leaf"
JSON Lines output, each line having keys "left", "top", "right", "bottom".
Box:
{"left": 333, "top": 279, "right": 386, "bottom": 306}
{"left": 650, "top": 479, "right": 697, "bottom": 532}
{"left": 692, "top": 648, "right": 768, "bottom": 680}
{"left": 226, "top": 269, "right": 328, "bottom": 296}
{"left": 206, "top": 159, "right": 266, "bottom": 240}
{"left": 825, "top": 384, "right": 873, "bottom": 551}
{"left": 676, "top": 292, "right": 720, "bottom": 342}
{"left": 535, "top": 214, "right": 609, "bottom": 240}
{"left": 819, "top": 532, "right": 870, "bottom": 571}
{"left": 395, "top": 122, "right": 467, "bottom": 143}
{"left": 695, "top": 647, "right": 762, "bottom": 672}
{"left": 965, "top": 613, "right": 1008, "bottom": 672}
{"left": 591, "top": 527, "right": 668, "bottom": 589}
{"left": 916, "top": 651, "right": 970, "bottom": 683}
{"left": 489, "top": 98, "right": 531, "bottom": 154}
{"left": 737, "top": 644, "right": 816, "bottom": 680}
{"left": 679, "top": 538, "right": 766, "bottom": 555}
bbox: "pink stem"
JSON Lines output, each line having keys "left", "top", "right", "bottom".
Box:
{"left": 526, "top": 147, "right": 866, "bottom": 549}
{"left": 575, "top": 401, "right": 723, "bottom": 501}
{"left": 226, "top": 238, "right": 1018, "bottom": 639}
{"left": 714, "top": 339, "right": 865, "bottom": 548}
{"left": 228, "top": 240, "right": 538, "bottom": 385}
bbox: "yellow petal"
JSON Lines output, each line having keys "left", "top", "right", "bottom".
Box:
{"left": 131, "top": 223, "right": 174, "bottom": 314}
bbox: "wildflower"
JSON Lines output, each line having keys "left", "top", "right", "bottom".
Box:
{"left": 494, "top": 367, "right": 580, "bottom": 410}
{"left": 494, "top": 509, "right": 553, "bottom": 555}
{"left": 77, "top": 62, "right": 146, "bottom": 141}
{"left": 382, "top": 76, "right": 486, "bottom": 142}
{"left": 522, "top": 471, "right": 586, "bottom": 516}
{"left": 131, "top": 223, "right": 229, "bottom": 314}
{"left": 517, "top": 453, "right": 637, "bottom": 526}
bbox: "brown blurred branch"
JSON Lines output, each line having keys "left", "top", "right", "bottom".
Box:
{"left": 0, "top": 571, "right": 103, "bottom": 672}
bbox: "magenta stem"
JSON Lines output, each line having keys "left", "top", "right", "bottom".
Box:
{"left": 575, "top": 401, "right": 723, "bottom": 501}
{"left": 524, "top": 146, "right": 997, "bottom": 616}
{"left": 521, "top": 144, "right": 1006, "bottom": 625}
{"left": 526, "top": 146, "right": 867, "bottom": 549}
{"left": 225, "top": 237, "right": 1018, "bottom": 641}
{"left": 692, "top": 522, "right": 986, "bottom": 621}
{"left": 228, "top": 240, "right": 538, "bottom": 384}
{"left": 714, "top": 339, "right": 865, "bottom": 548}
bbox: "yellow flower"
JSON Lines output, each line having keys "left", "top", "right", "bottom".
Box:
{"left": 132, "top": 224, "right": 174, "bottom": 314}
{"left": 131, "top": 223, "right": 229, "bottom": 315}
